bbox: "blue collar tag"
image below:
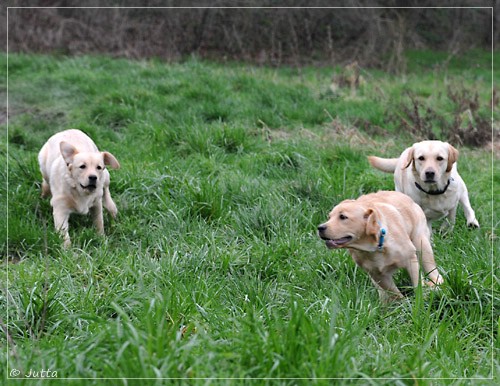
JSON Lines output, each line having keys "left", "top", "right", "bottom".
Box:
{"left": 377, "top": 228, "right": 386, "bottom": 250}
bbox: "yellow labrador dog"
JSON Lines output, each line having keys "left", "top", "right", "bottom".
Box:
{"left": 318, "top": 191, "right": 443, "bottom": 302}
{"left": 368, "top": 140, "right": 479, "bottom": 233}
{"left": 38, "top": 129, "right": 120, "bottom": 247}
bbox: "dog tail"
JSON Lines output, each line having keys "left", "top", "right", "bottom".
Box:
{"left": 367, "top": 156, "right": 399, "bottom": 173}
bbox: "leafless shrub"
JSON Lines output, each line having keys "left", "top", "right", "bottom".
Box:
{"left": 447, "top": 85, "right": 480, "bottom": 114}
{"left": 490, "top": 88, "right": 499, "bottom": 110}
{"left": 450, "top": 114, "right": 493, "bottom": 148}
{"left": 399, "top": 92, "right": 440, "bottom": 140}
{"left": 446, "top": 85, "right": 495, "bottom": 147}
{"left": 2, "top": 1, "right": 494, "bottom": 70}
{"left": 394, "top": 86, "right": 495, "bottom": 148}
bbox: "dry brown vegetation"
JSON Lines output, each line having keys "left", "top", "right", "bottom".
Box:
{"left": 2, "top": 1, "right": 495, "bottom": 70}
{"left": 395, "top": 86, "right": 494, "bottom": 148}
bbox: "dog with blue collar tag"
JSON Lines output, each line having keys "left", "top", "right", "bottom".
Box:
{"left": 318, "top": 191, "right": 443, "bottom": 303}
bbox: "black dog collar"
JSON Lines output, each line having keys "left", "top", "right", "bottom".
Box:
{"left": 415, "top": 178, "right": 452, "bottom": 195}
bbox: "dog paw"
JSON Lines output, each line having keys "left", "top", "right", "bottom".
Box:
{"left": 105, "top": 201, "right": 118, "bottom": 218}
{"left": 109, "top": 208, "right": 118, "bottom": 218}
{"left": 467, "top": 219, "right": 480, "bottom": 228}
{"left": 438, "top": 223, "right": 454, "bottom": 237}
{"left": 423, "top": 275, "right": 443, "bottom": 287}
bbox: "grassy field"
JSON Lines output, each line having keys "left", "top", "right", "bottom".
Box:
{"left": 1, "top": 51, "right": 498, "bottom": 384}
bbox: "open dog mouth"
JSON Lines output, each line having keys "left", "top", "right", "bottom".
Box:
{"left": 80, "top": 183, "right": 97, "bottom": 191}
{"left": 321, "top": 236, "right": 353, "bottom": 249}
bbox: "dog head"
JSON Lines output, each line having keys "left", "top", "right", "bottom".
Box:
{"left": 60, "top": 141, "right": 120, "bottom": 194}
{"left": 404, "top": 140, "right": 458, "bottom": 186}
{"left": 317, "top": 200, "right": 381, "bottom": 251}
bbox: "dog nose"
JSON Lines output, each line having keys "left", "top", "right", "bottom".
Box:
{"left": 89, "top": 175, "right": 97, "bottom": 182}
{"left": 317, "top": 224, "right": 327, "bottom": 233}
{"left": 425, "top": 170, "right": 435, "bottom": 180}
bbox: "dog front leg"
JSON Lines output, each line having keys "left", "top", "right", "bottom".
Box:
{"left": 416, "top": 236, "right": 443, "bottom": 286}
{"left": 426, "top": 220, "right": 434, "bottom": 237}
{"left": 52, "top": 206, "right": 71, "bottom": 248}
{"left": 102, "top": 171, "right": 118, "bottom": 218}
{"left": 41, "top": 179, "right": 51, "bottom": 198}
{"left": 407, "top": 254, "right": 421, "bottom": 288}
{"left": 368, "top": 272, "right": 403, "bottom": 303}
{"left": 91, "top": 204, "right": 105, "bottom": 235}
{"left": 439, "top": 206, "right": 457, "bottom": 234}
{"left": 459, "top": 192, "right": 479, "bottom": 228}
{"left": 102, "top": 187, "right": 118, "bottom": 218}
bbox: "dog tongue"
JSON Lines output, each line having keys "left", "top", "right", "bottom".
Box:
{"left": 325, "top": 237, "right": 351, "bottom": 249}
{"left": 325, "top": 240, "right": 337, "bottom": 249}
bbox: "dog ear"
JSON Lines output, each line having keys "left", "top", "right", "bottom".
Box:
{"left": 446, "top": 144, "right": 459, "bottom": 172}
{"left": 364, "top": 208, "right": 380, "bottom": 240}
{"left": 403, "top": 147, "right": 414, "bottom": 169}
{"left": 102, "top": 152, "right": 120, "bottom": 169}
{"left": 60, "top": 141, "right": 78, "bottom": 165}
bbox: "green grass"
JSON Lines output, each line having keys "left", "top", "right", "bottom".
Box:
{"left": 1, "top": 51, "right": 498, "bottom": 384}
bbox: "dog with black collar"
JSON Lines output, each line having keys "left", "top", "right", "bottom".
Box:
{"left": 368, "top": 140, "right": 479, "bottom": 234}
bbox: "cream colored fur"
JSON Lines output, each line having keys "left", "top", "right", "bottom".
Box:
{"left": 368, "top": 140, "right": 479, "bottom": 233}
{"left": 318, "top": 191, "right": 442, "bottom": 302}
{"left": 38, "top": 129, "right": 120, "bottom": 247}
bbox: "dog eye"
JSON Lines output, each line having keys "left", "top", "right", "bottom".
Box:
{"left": 339, "top": 214, "right": 348, "bottom": 220}
{"left": 418, "top": 156, "right": 425, "bottom": 161}
{"left": 437, "top": 156, "right": 444, "bottom": 161}
{"left": 97, "top": 166, "right": 103, "bottom": 170}
{"left": 79, "top": 165, "right": 86, "bottom": 169}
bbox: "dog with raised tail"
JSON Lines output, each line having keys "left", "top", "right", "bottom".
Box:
{"left": 368, "top": 140, "right": 479, "bottom": 233}
{"left": 38, "top": 129, "right": 120, "bottom": 248}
